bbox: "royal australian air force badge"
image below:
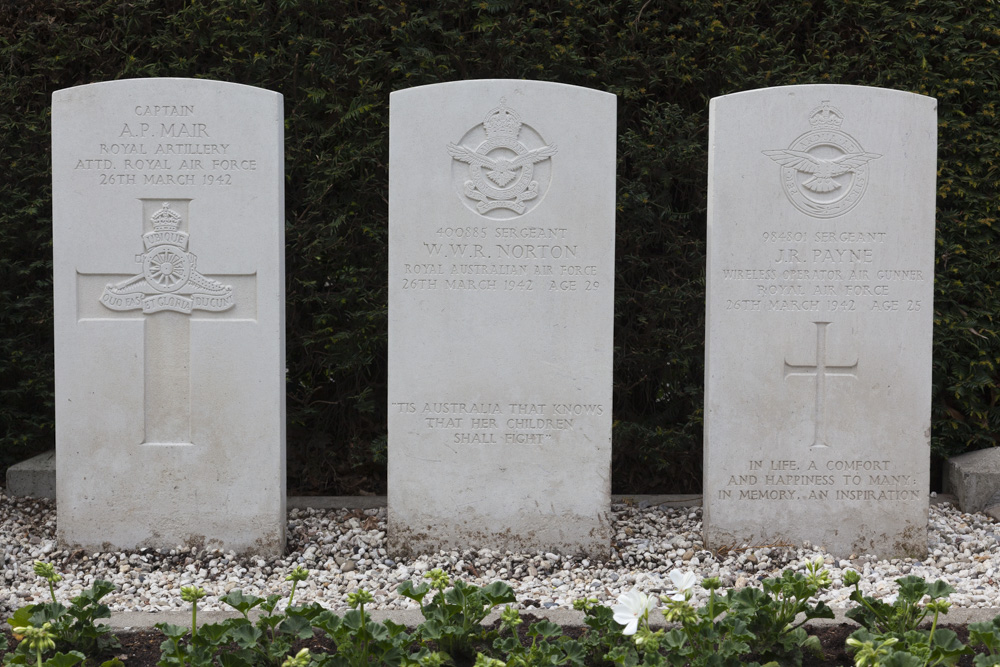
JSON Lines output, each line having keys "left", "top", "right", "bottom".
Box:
{"left": 764, "top": 101, "right": 881, "bottom": 219}
{"left": 448, "top": 98, "right": 557, "bottom": 217}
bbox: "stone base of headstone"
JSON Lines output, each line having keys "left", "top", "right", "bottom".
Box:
{"left": 5, "top": 450, "right": 56, "bottom": 499}
{"left": 945, "top": 448, "right": 1000, "bottom": 514}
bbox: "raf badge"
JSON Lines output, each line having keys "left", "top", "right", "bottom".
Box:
{"left": 764, "top": 101, "right": 881, "bottom": 218}
{"left": 448, "top": 98, "right": 557, "bottom": 217}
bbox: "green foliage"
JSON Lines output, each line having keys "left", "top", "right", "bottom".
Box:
{"left": 846, "top": 574, "right": 954, "bottom": 636}
{"left": 216, "top": 589, "right": 322, "bottom": 666}
{"left": 493, "top": 610, "right": 586, "bottom": 667}
{"left": 11, "top": 568, "right": 1000, "bottom": 665}
{"left": 845, "top": 573, "right": 971, "bottom": 666}
{"left": 4, "top": 573, "right": 119, "bottom": 667}
{"left": 591, "top": 563, "right": 828, "bottom": 667}
{"left": 3, "top": 0, "right": 1000, "bottom": 488}
{"left": 156, "top": 567, "right": 334, "bottom": 667}
{"left": 970, "top": 616, "right": 1000, "bottom": 665}
{"left": 155, "top": 621, "right": 224, "bottom": 667}
{"left": 727, "top": 562, "right": 835, "bottom": 666}
{"left": 398, "top": 570, "right": 516, "bottom": 660}
{"left": 310, "top": 605, "right": 412, "bottom": 667}
{"left": 574, "top": 597, "right": 632, "bottom": 665}
{"left": 653, "top": 589, "right": 756, "bottom": 667}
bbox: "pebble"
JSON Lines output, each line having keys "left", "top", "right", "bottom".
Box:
{"left": 3, "top": 493, "right": 1000, "bottom": 614}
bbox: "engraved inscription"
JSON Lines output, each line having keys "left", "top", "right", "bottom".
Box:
{"left": 392, "top": 400, "right": 605, "bottom": 446}
{"left": 448, "top": 98, "right": 556, "bottom": 218}
{"left": 716, "top": 458, "right": 922, "bottom": 502}
{"left": 719, "top": 230, "right": 926, "bottom": 314}
{"left": 784, "top": 322, "right": 858, "bottom": 450}
{"left": 763, "top": 102, "right": 881, "bottom": 218}
{"left": 399, "top": 225, "right": 600, "bottom": 293}
{"left": 71, "top": 103, "right": 259, "bottom": 187}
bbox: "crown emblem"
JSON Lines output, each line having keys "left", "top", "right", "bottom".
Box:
{"left": 808, "top": 101, "right": 845, "bottom": 129}
{"left": 763, "top": 102, "right": 880, "bottom": 218}
{"left": 482, "top": 98, "right": 522, "bottom": 140}
{"left": 151, "top": 202, "right": 182, "bottom": 232}
{"left": 101, "top": 201, "right": 234, "bottom": 314}
{"left": 448, "top": 98, "right": 557, "bottom": 216}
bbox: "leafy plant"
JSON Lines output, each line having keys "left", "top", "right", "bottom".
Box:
{"left": 5, "top": 562, "right": 119, "bottom": 662}
{"left": 156, "top": 567, "right": 323, "bottom": 667}
{"left": 155, "top": 585, "right": 233, "bottom": 667}
{"left": 844, "top": 572, "right": 970, "bottom": 666}
{"left": 598, "top": 564, "right": 831, "bottom": 667}
{"left": 398, "top": 568, "right": 516, "bottom": 659}
{"left": 15, "top": 564, "right": 1000, "bottom": 666}
{"left": 215, "top": 590, "right": 318, "bottom": 666}
{"left": 726, "top": 557, "right": 834, "bottom": 665}
{"left": 155, "top": 620, "right": 230, "bottom": 667}
{"left": 968, "top": 614, "right": 1000, "bottom": 667}
{"left": 656, "top": 575, "right": 765, "bottom": 667}
{"left": 3, "top": 622, "right": 85, "bottom": 667}
{"left": 492, "top": 607, "right": 586, "bottom": 667}
{"left": 573, "top": 596, "right": 632, "bottom": 665}
{"left": 310, "top": 589, "right": 412, "bottom": 667}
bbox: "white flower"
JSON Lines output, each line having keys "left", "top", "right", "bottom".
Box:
{"left": 611, "top": 588, "right": 656, "bottom": 635}
{"left": 667, "top": 569, "right": 698, "bottom": 601}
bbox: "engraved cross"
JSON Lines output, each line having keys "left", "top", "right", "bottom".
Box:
{"left": 783, "top": 321, "right": 858, "bottom": 450}
{"left": 76, "top": 199, "right": 257, "bottom": 445}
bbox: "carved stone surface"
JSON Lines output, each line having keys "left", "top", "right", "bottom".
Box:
{"left": 945, "top": 448, "right": 1000, "bottom": 514}
{"left": 388, "top": 80, "right": 615, "bottom": 556}
{"left": 704, "top": 85, "right": 937, "bottom": 558}
{"left": 52, "top": 78, "right": 285, "bottom": 555}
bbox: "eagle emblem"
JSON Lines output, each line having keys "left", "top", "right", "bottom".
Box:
{"left": 763, "top": 102, "right": 881, "bottom": 218}
{"left": 448, "top": 98, "right": 557, "bottom": 216}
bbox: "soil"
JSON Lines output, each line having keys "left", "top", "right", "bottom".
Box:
{"left": 0, "top": 622, "right": 979, "bottom": 667}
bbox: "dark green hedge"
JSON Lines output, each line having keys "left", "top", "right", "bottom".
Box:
{"left": 2, "top": 0, "right": 999, "bottom": 493}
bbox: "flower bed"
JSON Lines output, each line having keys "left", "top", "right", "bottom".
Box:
{"left": 5, "top": 560, "right": 1000, "bottom": 667}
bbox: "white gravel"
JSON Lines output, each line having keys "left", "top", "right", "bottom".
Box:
{"left": 3, "top": 492, "right": 999, "bottom": 615}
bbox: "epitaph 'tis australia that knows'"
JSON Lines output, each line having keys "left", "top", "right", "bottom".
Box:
{"left": 704, "top": 85, "right": 937, "bottom": 558}
{"left": 388, "top": 80, "right": 616, "bottom": 557}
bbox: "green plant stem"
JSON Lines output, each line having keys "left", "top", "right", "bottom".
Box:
{"left": 288, "top": 579, "right": 299, "bottom": 609}
{"left": 854, "top": 584, "right": 895, "bottom": 633}
{"left": 48, "top": 581, "right": 57, "bottom": 604}
{"left": 922, "top": 607, "right": 941, "bottom": 667}
{"left": 359, "top": 600, "right": 369, "bottom": 667}
{"left": 692, "top": 589, "right": 720, "bottom": 655}
{"left": 191, "top": 599, "right": 198, "bottom": 638}
{"left": 780, "top": 593, "right": 809, "bottom": 632}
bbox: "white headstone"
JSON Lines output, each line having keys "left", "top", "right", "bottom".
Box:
{"left": 52, "top": 78, "right": 285, "bottom": 555}
{"left": 704, "top": 85, "right": 937, "bottom": 557}
{"left": 387, "top": 80, "right": 615, "bottom": 556}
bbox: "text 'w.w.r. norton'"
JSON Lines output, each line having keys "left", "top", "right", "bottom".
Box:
{"left": 388, "top": 80, "right": 616, "bottom": 557}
